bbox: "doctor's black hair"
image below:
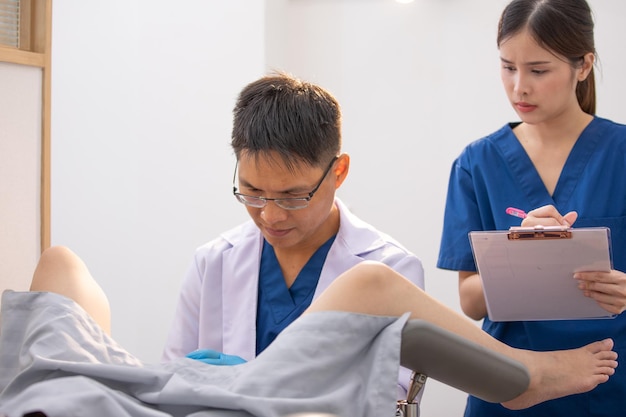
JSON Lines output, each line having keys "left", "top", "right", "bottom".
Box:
{"left": 230, "top": 71, "right": 342, "bottom": 172}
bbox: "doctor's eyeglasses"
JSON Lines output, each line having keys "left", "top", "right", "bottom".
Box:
{"left": 232, "top": 156, "right": 338, "bottom": 210}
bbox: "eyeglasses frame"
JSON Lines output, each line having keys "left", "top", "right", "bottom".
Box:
{"left": 232, "top": 156, "right": 339, "bottom": 210}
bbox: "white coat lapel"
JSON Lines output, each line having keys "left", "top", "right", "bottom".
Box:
{"left": 314, "top": 199, "right": 388, "bottom": 298}
{"left": 221, "top": 222, "right": 263, "bottom": 360}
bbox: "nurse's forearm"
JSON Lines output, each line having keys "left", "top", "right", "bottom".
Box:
{"left": 458, "top": 271, "right": 488, "bottom": 321}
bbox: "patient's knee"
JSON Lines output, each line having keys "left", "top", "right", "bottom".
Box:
{"left": 39, "top": 245, "right": 79, "bottom": 265}
{"left": 31, "top": 246, "right": 83, "bottom": 290}
{"left": 345, "top": 261, "right": 395, "bottom": 292}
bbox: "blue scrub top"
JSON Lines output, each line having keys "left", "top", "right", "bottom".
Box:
{"left": 438, "top": 117, "right": 626, "bottom": 416}
{"left": 256, "top": 235, "right": 336, "bottom": 355}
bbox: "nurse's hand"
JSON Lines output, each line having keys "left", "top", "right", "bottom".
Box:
{"left": 186, "top": 349, "right": 247, "bottom": 366}
{"left": 575, "top": 270, "right": 626, "bottom": 315}
{"left": 521, "top": 204, "right": 578, "bottom": 227}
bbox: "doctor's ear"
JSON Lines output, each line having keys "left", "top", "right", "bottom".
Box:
{"left": 333, "top": 154, "right": 350, "bottom": 188}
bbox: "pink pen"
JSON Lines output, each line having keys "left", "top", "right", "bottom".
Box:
{"left": 506, "top": 207, "right": 527, "bottom": 219}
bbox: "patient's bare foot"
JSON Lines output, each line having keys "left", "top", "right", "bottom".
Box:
{"left": 502, "top": 338, "right": 617, "bottom": 410}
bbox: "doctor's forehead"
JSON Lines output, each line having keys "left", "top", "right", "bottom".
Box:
{"left": 236, "top": 155, "right": 318, "bottom": 192}
{"left": 237, "top": 151, "right": 313, "bottom": 175}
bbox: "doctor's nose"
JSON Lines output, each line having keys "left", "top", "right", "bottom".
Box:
{"left": 259, "top": 202, "right": 289, "bottom": 224}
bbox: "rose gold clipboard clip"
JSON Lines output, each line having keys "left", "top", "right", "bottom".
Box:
{"left": 507, "top": 225, "right": 572, "bottom": 241}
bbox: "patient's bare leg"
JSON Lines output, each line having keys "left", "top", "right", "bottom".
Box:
{"left": 306, "top": 261, "right": 618, "bottom": 410}
{"left": 30, "top": 245, "right": 111, "bottom": 334}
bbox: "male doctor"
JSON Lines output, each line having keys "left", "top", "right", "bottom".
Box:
{"left": 162, "top": 72, "right": 425, "bottom": 397}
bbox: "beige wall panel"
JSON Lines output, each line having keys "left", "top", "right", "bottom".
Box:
{"left": 0, "top": 61, "right": 42, "bottom": 306}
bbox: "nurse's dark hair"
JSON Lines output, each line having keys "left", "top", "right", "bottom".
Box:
{"left": 231, "top": 71, "right": 341, "bottom": 171}
{"left": 497, "top": 0, "right": 597, "bottom": 115}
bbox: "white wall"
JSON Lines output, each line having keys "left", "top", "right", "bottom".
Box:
{"left": 49, "top": 1, "right": 626, "bottom": 416}
{"left": 51, "top": 0, "right": 263, "bottom": 358}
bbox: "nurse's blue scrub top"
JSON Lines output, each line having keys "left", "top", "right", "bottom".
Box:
{"left": 256, "top": 235, "right": 336, "bottom": 355}
{"left": 438, "top": 117, "right": 626, "bottom": 416}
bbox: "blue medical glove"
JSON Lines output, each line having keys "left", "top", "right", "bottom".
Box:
{"left": 186, "top": 348, "right": 247, "bottom": 366}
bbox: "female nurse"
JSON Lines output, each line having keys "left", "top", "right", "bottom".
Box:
{"left": 437, "top": 0, "right": 626, "bottom": 416}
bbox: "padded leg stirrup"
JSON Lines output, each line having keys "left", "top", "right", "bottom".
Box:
{"left": 399, "top": 320, "right": 530, "bottom": 404}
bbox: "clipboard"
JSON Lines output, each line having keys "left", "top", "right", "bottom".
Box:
{"left": 469, "top": 226, "right": 615, "bottom": 321}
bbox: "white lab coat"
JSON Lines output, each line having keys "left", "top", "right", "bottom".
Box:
{"left": 162, "top": 198, "right": 425, "bottom": 395}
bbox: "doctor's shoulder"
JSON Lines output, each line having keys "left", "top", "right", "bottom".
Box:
{"left": 190, "top": 221, "right": 258, "bottom": 269}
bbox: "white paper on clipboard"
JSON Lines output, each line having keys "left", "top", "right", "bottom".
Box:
{"left": 469, "top": 226, "right": 615, "bottom": 321}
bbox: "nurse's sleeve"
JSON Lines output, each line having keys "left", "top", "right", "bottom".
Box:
{"left": 437, "top": 155, "right": 482, "bottom": 272}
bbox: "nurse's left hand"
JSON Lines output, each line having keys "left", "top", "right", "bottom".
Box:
{"left": 186, "top": 349, "right": 247, "bottom": 366}
{"left": 575, "top": 270, "right": 626, "bottom": 315}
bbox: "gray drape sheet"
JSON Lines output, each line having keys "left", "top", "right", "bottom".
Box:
{"left": 0, "top": 291, "right": 408, "bottom": 417}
